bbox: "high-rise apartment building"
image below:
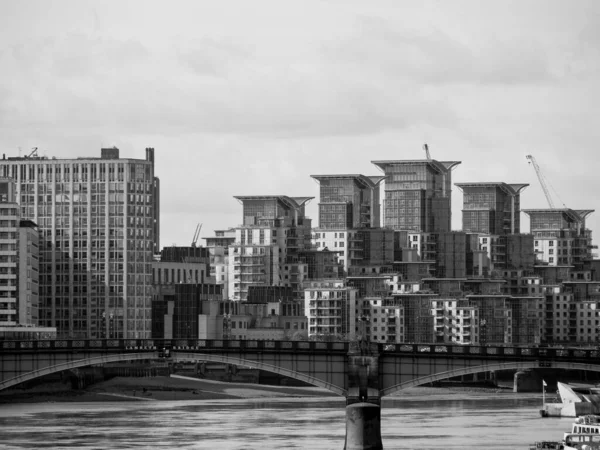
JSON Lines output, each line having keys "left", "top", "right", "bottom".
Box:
{"left": 455, "top": 182, "right": 528, "bottom": 235}
{"left": 310, "top": 174, "right": 385, "bottom": 271}
{"left": 310, "top": 174, "right": 384, "bottom": 229}
{"left": 0, "top": 147, "right": 159, "bottom": 338}
{"left": 524, "top": 209, "right": 594, "bottom": 267}
{"left": 0, "top": 178, "right": 40, "bottom": 326}
{"left": 229, "top": 195, "right": 313, "bottom": 300}
{"left": 372, "top": 159, "right": 461, "bottom": 233}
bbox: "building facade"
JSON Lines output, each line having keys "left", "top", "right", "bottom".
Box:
{"left": 0, "top": 178, "right": 40, "bottom": 327}
{"left": 228, "top": 196, "right": 313, "bottom": 300}
{"left": 525, "top": 209, "right": 594, "bottom": 268}
{"left": 0, "top": 147, "right": 160, "bottom": 338}
{"left": 372, "top": 159, "right": 461, "bottom": 233}
{"left": 456, "top": 182, "right": 528, "bottom": 235}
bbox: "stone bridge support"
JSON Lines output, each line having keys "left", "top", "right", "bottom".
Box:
{"left": 344, "top": 344, "right": 383, "bottom": 450}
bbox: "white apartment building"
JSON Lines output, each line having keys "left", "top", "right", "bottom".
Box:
{"left": 304, "top": 279, "right": 358, "bottom": 338}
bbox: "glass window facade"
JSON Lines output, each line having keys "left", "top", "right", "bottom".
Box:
{"left": 312, "top": 176, "right": 381, "bottom": 229}
{"left": 374, "top": 161, "right": 458, "bottom": 233}
{"left": 0, "top": 150, "right": 159, "bottom": 339}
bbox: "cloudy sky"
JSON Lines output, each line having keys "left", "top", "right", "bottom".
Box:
{"left": 1, "top": 0, "right": 599, "bottom": 248}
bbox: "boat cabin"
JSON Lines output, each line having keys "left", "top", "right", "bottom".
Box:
{"left": 563, "top": 432, "right": 600, "bottom": 449}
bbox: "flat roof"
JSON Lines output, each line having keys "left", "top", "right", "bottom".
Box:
{"left": 455, "top": 182, "right": 529, "bottom": 196}
{"left": 371, "top": 159, "right": 461, "bottom": 174}
{"left": 523, "top": 208, "right": 594, "bottom": 221}
{"left": 234, "top": 195, "right": 314, "bottom": 209}
{"left": 310, "top": 174, "right": 385, "bottom": 188}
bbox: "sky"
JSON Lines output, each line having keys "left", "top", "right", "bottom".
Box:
{"left": 1, "top": 0, "right": 599, "bottom": 249}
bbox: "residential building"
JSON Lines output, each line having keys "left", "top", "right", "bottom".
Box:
{"left": 310, "top": 174, "right": 384, "bottom": 229}
{"left": 525, "top": 209, "right": 595, "bottom": 268}
{"left": 310, "top": 174, "right": 385, "bottom": 271}
{"left": 304, "top": 279, "right": 358, "bottom": 339}
{"left": 0, "top": 147, "right": 159, "bottom": 338}
{"left": 456, "top": 182, "right": 528, "bottom": 235}
{"left": 372, "top": 159, "right": 461, "bottom": 233}
{"left": 204, "top": 229, "right": 235, "bottom": 299}
{"left": 18, "top": 219, "right": 39, "bottom": 325}
{"left": 0, "top": 178, "right": 40, "bottom": 326}
{"left": 228, "top": 195, "right": 313, "bottom": 300}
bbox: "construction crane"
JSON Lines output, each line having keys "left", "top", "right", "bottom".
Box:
{"left": 423, "top": 143, "right": 431, "bottom": 161}
{"left": 191, "top": 223, "right": 202, "bottom": 247}
{"left": 526, "top": 155, "right": 555, "bottom": 209}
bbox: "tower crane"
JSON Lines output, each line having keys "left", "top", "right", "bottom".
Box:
{"left": 526, "top": 155, "right": 556, "bottom": 209}
{"left": 423, "top": 143, "right": 431, "bottom": 162}
{"left": 191, "top": 223, "right": 202, "bottom": 248}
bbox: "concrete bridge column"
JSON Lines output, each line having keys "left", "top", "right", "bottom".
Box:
{"left": 345, "top": 342, "right": 383, "bottom": 450}
{"left": 344, "top": 403, "right": 383, "bottom": 450}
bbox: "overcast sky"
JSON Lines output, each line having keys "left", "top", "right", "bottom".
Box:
{"left": 1, "top": 0, "right": 599, "bottom": 249}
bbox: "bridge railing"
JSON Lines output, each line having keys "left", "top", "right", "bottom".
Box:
{"left": 0, "top": 339, "right": 350, "bottom": 354}
{"left": 380, "top": 343, "right": 600, "bottom": 360}
{"left": 3, "top": 339, "right": 600, "bottom": 360}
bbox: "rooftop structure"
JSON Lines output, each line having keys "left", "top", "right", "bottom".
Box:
{"left": 234, "top": 195, "right": 313, "bottom": 227}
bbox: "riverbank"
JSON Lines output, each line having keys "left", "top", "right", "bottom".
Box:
{"left": 0, "top": 375, "right": 340, "bottom": 404}
{"left": 0, "top": 375, "right": 522, "bottom": 404}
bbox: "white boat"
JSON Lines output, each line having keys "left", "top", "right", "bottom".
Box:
{"left": 530, "top": 415, "right": 600, "bottom": 449}
{"left": 561, "top": 415, "right": 600, "bottom": 449}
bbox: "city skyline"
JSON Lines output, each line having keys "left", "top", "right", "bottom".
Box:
{"left": 1, "top": 1, "right": 599, "bottom": 248}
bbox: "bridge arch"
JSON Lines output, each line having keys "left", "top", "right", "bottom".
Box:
{"left": 0, "top": 353, "right": 156, "bottom": 392}
{"left": 174, "top": 352, "right": 346, "bottom": 396}
{"left": 381, "top": 361, "right": 600, "bottom": 397}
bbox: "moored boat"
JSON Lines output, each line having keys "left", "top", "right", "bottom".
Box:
{"left": 562, "top": 415, "right": 600, "bottom": 449}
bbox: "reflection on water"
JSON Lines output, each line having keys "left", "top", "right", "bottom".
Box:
{"left": 0, "top": 395, "right": 573, "bottom": 449}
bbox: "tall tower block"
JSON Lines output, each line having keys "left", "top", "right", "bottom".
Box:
{"left": 371, "top": 159, "right": 461, "bottom": 232}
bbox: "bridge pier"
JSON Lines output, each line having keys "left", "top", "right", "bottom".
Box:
{"left": 345, "top": 337, "right": 383, "bottom": 450}
{"left": 344, "top": 402, "right": 383, "bottom": 450}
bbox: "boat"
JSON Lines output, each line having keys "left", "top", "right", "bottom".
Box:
{"left": 562, "top": 415, "right": 600, "bottom": 449}
{"left": 532, "top": 415, "right": 600, "bottom": 449}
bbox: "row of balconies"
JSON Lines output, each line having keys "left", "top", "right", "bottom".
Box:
{"left": 309, "top": 311, "right": 340, "bottom": 317}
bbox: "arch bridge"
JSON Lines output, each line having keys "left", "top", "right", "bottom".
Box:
{"left": 2, "top": 339, "right": 600, "bottom": 395}
{"left": 2, "top": 339, "right": 600, "bottom": 449}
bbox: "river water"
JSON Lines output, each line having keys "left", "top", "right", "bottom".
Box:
{"left": 0, "top": 392, "right": 572, "bottom": 449}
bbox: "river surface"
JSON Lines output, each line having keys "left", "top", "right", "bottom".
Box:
{"left": 0, "top": 392, "right": 571, "bottom": 449}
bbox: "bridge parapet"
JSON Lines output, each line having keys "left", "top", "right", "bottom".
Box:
{"left": 0, "top": 339, "right": 351, "bottom": 354}
{"left": 379, "top": 343, "right": 600, "bottom": 361}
